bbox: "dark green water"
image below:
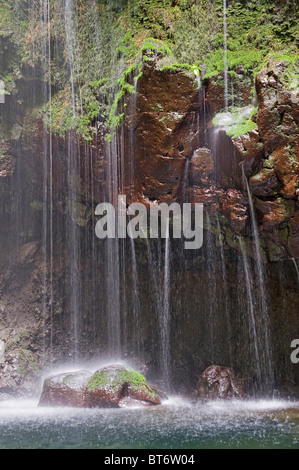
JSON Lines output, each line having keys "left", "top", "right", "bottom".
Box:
{"left": 0, "top": 398, "right": 298, "bottom": 449}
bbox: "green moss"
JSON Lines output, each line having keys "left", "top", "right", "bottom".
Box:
{"left": 204, "top": 48, "right": 264, "bottom": 80}
{"left": 15, "top": 349, "right": 39, "bottom": 377}
{"left": 151, "top": 103, "right": 164, "bottom": 112}
{"left": 172, "top": 2, "right": 219, "bottom": 65}
{"left": 227, "top": 120, "right": 258, "bottom": 139}
{"left": 263, "top": 52, "right": 299, "bottom": 90}
{"left": 1, "top": 0, "right": 298, "bottom": 142}
{"left": 86, "top": 366, "right": 156, "bottom": 398}
{"left": 204, "top": 0, "right": 298, "bottom": 84}
{"left": 289, "top": 147, "right": 297, "bottom": 172}
{"left": 213, "top": 106, "right": 258, "bottom": 138}
{"left": 141, "top": 37, "right": 171, "bottom": 58}
{"left": 107, "top": 58, "right": 146, "bottom": 131}
{"left": 30, "top": 201, "right": 43, "bottom": 211}
{"left": 160, "top": 62, "right": 201, "bottom": 74}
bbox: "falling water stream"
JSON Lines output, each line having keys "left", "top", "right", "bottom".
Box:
{"left": 292, "top": 258, "right": 299, "bottom": 287}
{"left": 160, "top": 234, "right": 171, "bottom": 389}
{"left": 242, "top": 168, "right": 274, "bottom": 392}
{"left": 238, "top": 236, "right": 263, "bottom": 388}
{"left": 41, "top": 0, "right": 54, "bottom": 362}
{"left": 223, "top": 0, "right": 228, "bottom": 109}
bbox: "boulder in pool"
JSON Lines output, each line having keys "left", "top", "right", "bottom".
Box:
{"left": 38, "top": 364, "right": 162, "bottom": 408}
{"left": 84, "top": 364, "right": 161, "bottom": 408}
{"left": 197, "top": 365, "right": 247, "bottom": 399}
{"left": 38, "top": 370, "right": 92, "bottom": 407}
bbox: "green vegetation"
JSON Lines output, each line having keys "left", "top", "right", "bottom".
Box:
{"left": 0, "top": 0, "right": 298, "bottom": 140}
{"left": 86, "top": 366, "right": 156, "bottom": 398}
{"left": 213, "top": 106, "right": 258, "bottom": 139}
{"left": 262, "top": 52, "right": 299, "bottom": 89}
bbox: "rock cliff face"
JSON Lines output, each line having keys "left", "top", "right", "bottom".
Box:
{"left": 116, "top": 58, "right": 299, "bottom": 262}
{"left": 1, "top": 57, "right": 297, "bottom": 261}
{"left": 0, "top": 55, "right": 299, "bottom": 397}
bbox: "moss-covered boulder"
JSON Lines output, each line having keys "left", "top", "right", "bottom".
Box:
{"left": 84, "top": 365, "right": 161, "bottom": 408}
{"left": 38, "top": 364, "right": 162, "bottom": 408}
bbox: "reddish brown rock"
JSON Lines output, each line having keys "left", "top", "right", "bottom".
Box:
{"left": 269, "top": 146, "right": 298, "bottom": 198}
{"left": 249, "top": 168, "right": 279, "bottom": 197}
{"left": 207, "top": 129, "right": 244, "bottom": 189}
{"left": 255, "top": 198, "right": 294, "bottom": 232}
{"left": 219, "top": 189, "right": 248, "bottom": 234}
{"left": 38, "top": 370, "right": 92, "bottom": 407}
{"left": 205, "top": 76, "right": 226, "bottom": 116}
{"left": 205, "top": 72, "right": 252, "bottom": 118}
{"left": 197, "top": 365, "right": 247, "bottom": 399}
{"left": 187, "top": 185, "right": 224, "bottom": 212}
{"left": 120, "top": 63, "right": 201, "bottom": 204}
{"left": 232, "top": 129, "right": 264, "bottom": 177}
{"left": 189, "top": 147, "right": 215, "bottom": 186}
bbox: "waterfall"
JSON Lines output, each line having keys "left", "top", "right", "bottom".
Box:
{"left": 160, "top": 234, "right": 171, "bottom": 389}
{"left": 129, "top": 236, "right": 141, "bottom": 355}
{"left": 105, "top": 136, "right": 121, "bottom": 358}
{"left": 292, "top": 258, "right": 299, "bottom": 287}
{"left": 64, "top": 0, "right": 76, "bottom": 115}
{"left": 223, "top": 0, "right": 228, "bottom": 109}
{"left": 242, "top": 168, "right": 274, "bottom": 392}
{"left": 238, "top": 237, "right": 263, "bottom": 389}
{"left": 63, "top": 0, "right": 82, "bottom": 361}
{"left": 41, "top": 0, "right": 54, "bottom": 363}
{"left": 144, "top": 236, "right": 172, "bottom": 388}
{"left": 216, "top": 214, "right": 232, "bottom": 363}
{"left": 205, "top": 212, "right": 217, "bottom": 363}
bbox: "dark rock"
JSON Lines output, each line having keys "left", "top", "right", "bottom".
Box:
{"left": 197, "top": 365, "right": 247, "bottom": 399}
{"left": 289, "top": 211, "right": 299, "bottom": 258}
{"left": 0, "top": 155, "right": 15, "bottom": 178}
{"left": 249, "top": 168, "right": 279, "bottom": 197}
{"left": 14, "top": 241, "right": 40, "bottom": 265}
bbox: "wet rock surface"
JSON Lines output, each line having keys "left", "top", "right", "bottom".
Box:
{"left": 0, "top": 349, "right": 41, "bottom": 397}
{"left": 197, "top": 365, "right": 247, "bottom": 399}
{"left": 38, "top": 365, "right": 162, "bottom": 408}
{"left": 0, "top": 56, "right": 298, "bottom": 397}
{"left": 38, "top": 370, "right": 92, "bottom": 407}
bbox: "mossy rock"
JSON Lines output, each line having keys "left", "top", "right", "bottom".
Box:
{"left": 38, "top": 364, "right": 163, "bottom": 408}
{"left": 0, "top": 348, "right": 41, "bottom": 397}
{"left": 85, "top": 364, "right": 161, "bottom": 408}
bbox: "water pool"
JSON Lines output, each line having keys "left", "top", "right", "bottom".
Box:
{"left": 0, "top": 398, "right": 298, "bottom": 449}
